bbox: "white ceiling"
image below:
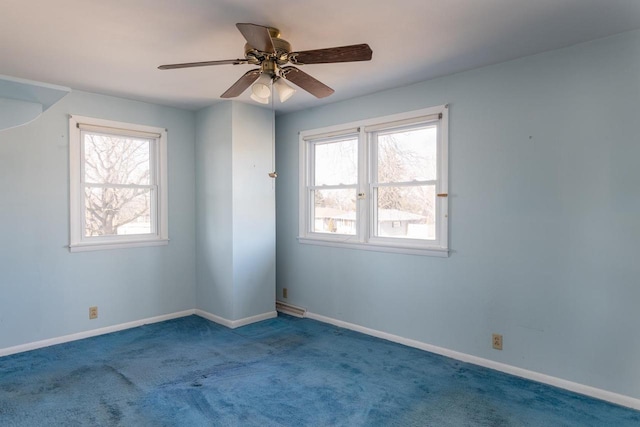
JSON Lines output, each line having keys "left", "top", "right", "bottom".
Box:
{"left": 2, "top": 0, "right": 640, "bottom": 113}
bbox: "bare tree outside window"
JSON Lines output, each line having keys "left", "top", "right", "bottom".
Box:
{"left": 83, "top": 133, "right": 154, "bottom": 237}
{"left": 375, "top": 126, "right": 437, "bottom": 239}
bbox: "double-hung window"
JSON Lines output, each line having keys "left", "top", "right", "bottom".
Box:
{"left": 69, "top": 115, "right": 168, "bottom": 252}
{"left": 299, "top": 105, "right": 448, "bottom": 257}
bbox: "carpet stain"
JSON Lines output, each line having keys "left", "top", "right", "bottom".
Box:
{"left": 100, "top": 398, "right": 123, "bottom": 424}
{"left": 408, "top": 390, "right": 519, "bottom": 426}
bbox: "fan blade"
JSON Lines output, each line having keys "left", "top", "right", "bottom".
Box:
{"left": 158, "top": 59, "right": 248, "bottom": 70}
{"left": 289, "top": 44, "right": 372, "bottom": 65}
{"left": 236, "top": 23, "right": 275, "bottom": 53}
{"left": 280, "top": 66, "right": 334, "bottom": 98}
{"left": 221, "top": 69, "right": 261, "bottom": 98}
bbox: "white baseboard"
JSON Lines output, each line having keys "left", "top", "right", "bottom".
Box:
{"left": 0, "top": 309, "right": 195, "bottom": 358}
{"left": 305, "top": 311, "right": 640, "bottom": 411}
{"left": 194, "top": 309, "right": 277, "bottom": 329}
{"left": 0, "top": 309, "right": 278, "bottom": 359}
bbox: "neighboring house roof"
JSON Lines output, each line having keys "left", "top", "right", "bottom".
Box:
{"left": 316, "top": 208, "right": 424, "bottom": 222}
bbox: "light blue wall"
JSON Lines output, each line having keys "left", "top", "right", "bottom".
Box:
{"left": 195, "top": 103, "right": 234, "bottom": 319}
{"left": 231, "top": 102, "right": 276, "bottom": 319}
{"left": 195, "top": 101, "right": 275, "bottom": 321}
{"left": 0, "top": 90, "right": 197, "bottom": 349}
{"left": 275, "top": 29, "right": 640, "bottom": 398}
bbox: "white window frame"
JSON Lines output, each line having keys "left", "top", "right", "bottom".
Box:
{"left": 298, "top": 105, "right": 449, "bottom": 257}
{"left": 69, "top": 115, "right": 169, "bottom": 252}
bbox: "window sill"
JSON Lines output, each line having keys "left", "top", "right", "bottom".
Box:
{"left": 69, "top": 238, "right": 169, "bottom": 253}
{"left": 297, "top": 236, "right": 449, "bottom": 257}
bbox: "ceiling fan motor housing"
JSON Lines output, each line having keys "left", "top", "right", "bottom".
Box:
{"left": 243, "top": 27, "right": 292, "bottom": 67}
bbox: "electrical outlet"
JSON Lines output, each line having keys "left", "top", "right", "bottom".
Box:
{"left": 89, "top": 306, "right": 98, "bottom": 320}
{"left": 283, "top": 288, "right": 288, "bottom": 299}
{"left": 492, "top": 333, "right": 503, "bottom": 350}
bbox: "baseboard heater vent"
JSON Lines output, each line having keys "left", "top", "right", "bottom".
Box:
{"left": 275, "top": 301, "right": 306, "bottom": 318}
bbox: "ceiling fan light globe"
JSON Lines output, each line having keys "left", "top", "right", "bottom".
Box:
{"left": 274, "top": 78, "right": 296, "bottom": 103}
{"left": 250, "top": 93, "right": 269, "bottom": 104}
{"left": 251, "top": 74, "right": 272, "bottom": 98}
{"left": 252, "top": 83, "right": 271, "bottom": 98}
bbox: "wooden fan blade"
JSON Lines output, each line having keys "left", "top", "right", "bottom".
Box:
{"left": 280, "top": 66, "right": 334, "bottom": 98}
{"left": 236, "top": 23, "right": 275, "bottom": 53}
{"left": 221, "top": 69, "right": 261, "bottom": 98}
{"left": 289, "top": 44, "right": 372, "bottom": 65}
{"left": 158, "top": 59, "right": 247, "bottom": 70}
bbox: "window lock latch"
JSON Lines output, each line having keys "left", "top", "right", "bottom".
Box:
{"left": 357, "top": 192, "right": 366, "bottom": 199}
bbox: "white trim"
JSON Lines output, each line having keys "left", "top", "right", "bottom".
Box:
{"left": 157, "top": 125, "right": 169, "bottom": 242}
{"left": 297, "top": 236, "right": 449, "bottom": 257}
{"left": 305, "top": 311, "right": 640, "bottom": 411}
{"left": 299, "top": 104, "right": 449, "bottom": 257}
{"left": 77, "top": 123, "right": 161, "bottom": 139}
{"left": 300, "top": 128, "right": 361, "bottom": 141}
{"left": 68, "top": 115, "right": 169, "bottom": 252}
{"left": 194, "top": 309, "right": 234, "bottom": 328}
{"left": 438, "top": 105, "right": 449, "bottom": 249}
{"left": 0, "top": 309, "right": 278, "bottom": 358}
{"left": 298, "top": 104, "right": 446, "bottom": 140}
{"left": 231, "top": 311, "right": 278, "bottom": 328}
{"left": 194, "top": 309, "right": 278, "bottom": 329}
{"left": 69, "top": 238, "right": 169, "bottom": 252}
{"left": 70, "top": 115, "right": 167, "bottom": 135}
{"left": 363, "top": 113, "right": 441, "bottom": 133}
{"left": 298, "top": 135, "right": 308, "bottom": 238}
{"left": 0, "top": 310, "right": 195, "bottom": 357}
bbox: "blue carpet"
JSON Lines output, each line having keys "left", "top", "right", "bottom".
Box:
{"left": 0, "top": 315, "right": 638, "bottom": 426}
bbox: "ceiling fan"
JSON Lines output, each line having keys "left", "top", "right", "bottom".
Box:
{"left": 158, "top": 23, "right": 373, "bottom": 104}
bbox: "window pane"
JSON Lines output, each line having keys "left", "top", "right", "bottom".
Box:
{"left": 313, "top": 189, "right": 356, "bottom": 235}
{"left": 375, "top": 185, "right": 435, "bottom": 240}
{"left": 377, "top": 126, "right": 437, "bottom": 183}
{"left": 84, "top": 133, "right": 151, "bottom": 185}
{"left": 84, "top": 187, "right": 153, "bottom": 236}
{"left": 314, "top": 137, "right": 358, "bottom": 186}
